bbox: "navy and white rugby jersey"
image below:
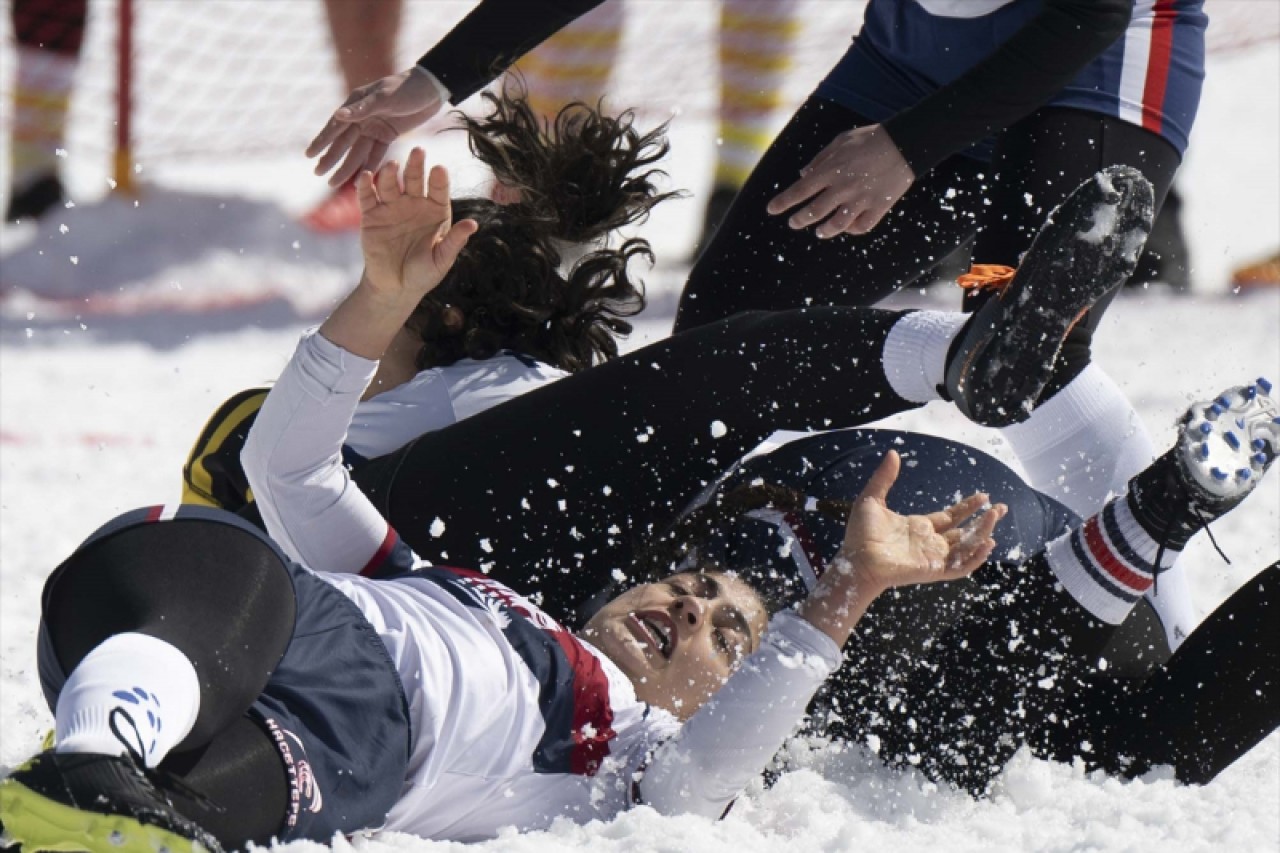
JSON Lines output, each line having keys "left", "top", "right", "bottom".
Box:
{"left": 818, "top": 0, "right": 1206, "bottom": 166}
{"left": 242, "top": 330, "right": 841, "bottom": 841}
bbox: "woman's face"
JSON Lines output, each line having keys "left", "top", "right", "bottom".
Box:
{"left": 581, "top": 570, "right": 769, "bottom": 720}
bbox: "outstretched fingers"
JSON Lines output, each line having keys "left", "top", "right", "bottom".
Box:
{"left": 404, "top": 148, "right": 427, "bottom": 198}
{"left": 926, "top": 492, "right": 990, "bottom": 534}
{"left": 374, "top": 158, "right": 401, "bottom": 201}
{"left": 858, "top": 450, "right": 902, "bottom": 506}
{"left": 941, "top": 503, "right": 1007, "bottom": 576}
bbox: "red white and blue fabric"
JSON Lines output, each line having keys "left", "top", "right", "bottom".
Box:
{"left": 818, "top": 0, "right": 1205, "bottom": 158}
{"left": 1045, "top": 497, "right": 1172, "bottom": 625}
{"left": 414, "top": 565, "right": 617, "bottom": 776}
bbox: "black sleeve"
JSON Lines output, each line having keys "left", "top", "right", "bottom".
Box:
{"left": 415, "top": 0, "right": 607, "bottom": 105}
{"left": 883, "top": 0, "right": 1135, "bottom": 176}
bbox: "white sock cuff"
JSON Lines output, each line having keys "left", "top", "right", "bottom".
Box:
{"left": 882, "top": 310, "right": 968, "bottom": 404}
{"left": 1045, "top": 497, "right": 1179, "bottom": 625}
{"left": 55, "top": 633, "right": 200, "bottom": 767}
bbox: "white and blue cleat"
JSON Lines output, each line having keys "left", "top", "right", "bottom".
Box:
{"left": 1179, "top": 377, "right": 1280, "bottom": 503}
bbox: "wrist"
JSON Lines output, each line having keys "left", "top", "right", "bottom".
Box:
{"left": 354, "top": 270, "right": 422, "bottom": 314}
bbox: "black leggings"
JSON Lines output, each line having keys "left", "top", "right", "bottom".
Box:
{"left": 353, "top": 306, "right": 1277, "bottom": 791}
{"left": 40, "top": 521, "right": 295, "bottom": 845}
{"left": 849, "top": 557, "right": 1280, "bottom": 794}
{"left": 677, "top": 99, "right": 1182, "bottom": 396}
{"left": 356, "top": 307, "right": 914, "bottom": 620}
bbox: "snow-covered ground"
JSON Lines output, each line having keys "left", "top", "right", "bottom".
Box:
{"left": 2, "top": 5, "right": 1278, "bottom": 851}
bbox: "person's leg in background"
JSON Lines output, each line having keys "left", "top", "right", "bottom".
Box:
{"left": 506, "top": 1, "right": 624, "bottom": 119}
{"left": 302, "top": 0, "right": 402, "bottom": 233}
{"left": 6, "top": 0, "right": 87, "bottom": 223}
{"left": 693, "top": 0, "right": 801, "bottom": 258}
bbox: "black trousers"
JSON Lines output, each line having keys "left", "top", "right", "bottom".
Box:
{"left": 356, "top": 307, "right": 913, "bottom": 619}
{"left": 40, "top": 520, "right": 298, "bottom": 845}
{"left": 850, "top": 557, "right": 1280, "bottom": 794}
{"left": 676, "top": 99, "right": 1182, "bottom": 395}
{"left": 354, "top": 306, "right": 1276, "bottom": 791}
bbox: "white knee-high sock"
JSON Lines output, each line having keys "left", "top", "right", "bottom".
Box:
{"left": 881, "top": 310, "right": 969, "bottom": 404}
{"left": 1000, "top": 363, "right": 1155, "bottom": 518}
{"left": 55, "top": 633, "right": 200, "bottom": 768}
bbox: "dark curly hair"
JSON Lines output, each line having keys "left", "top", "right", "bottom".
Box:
{"left": 405, "top": 87, "right": 681, "bottom": 373}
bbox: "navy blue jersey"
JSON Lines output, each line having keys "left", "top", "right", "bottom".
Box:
{"left": 817, "top": 0, "right": 1205, "bottom": 161}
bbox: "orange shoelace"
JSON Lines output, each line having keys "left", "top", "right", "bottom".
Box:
{"left": 956, "top": 264, "right": 1017, "bottom": 294}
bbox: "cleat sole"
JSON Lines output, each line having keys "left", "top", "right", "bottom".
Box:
{"left": 945, "top": 166, "right": 1155, "bottom": 426}
{"left": 1179, "top": 382, "right": 1280, "bottom": 501}
{"left": 0, "top": 780, "right": 212, "bottom": 853}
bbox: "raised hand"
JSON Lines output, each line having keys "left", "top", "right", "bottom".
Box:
{"left": 357, "top": 148, "right": 477, "bottom": 303}
{"left": 837, "top": 450, "right": 1003, "bottom": 593}
{"left": 318, "top": 149, "right": 475, "bottom": 362}
{"left": 307, "top": 68, "right": 445, "bottom": 187}
{"left": 798, "top": 451, "right": 1004, "bottom": 647}
{"left": 766, "top": 124, "right": 914, "bottom": 239}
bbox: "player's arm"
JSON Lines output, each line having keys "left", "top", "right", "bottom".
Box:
{"left": 308, "top": 0, "right": 605, "bottom": 185}
{"left": 885, "top": 0, "right": 1136, "bottom": 175}
{"left": 638, "top": 452, "right": 1004, "bottom": 817}
{"left": 243, "top": 152, "right": 475, "bottom": 574}
{"left": 416, "top": 0, "right": 606, "bottom": 107}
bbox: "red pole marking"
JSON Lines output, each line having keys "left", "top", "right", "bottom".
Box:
{"left": 115, "top": 0, "right": 135, "bottom": 193}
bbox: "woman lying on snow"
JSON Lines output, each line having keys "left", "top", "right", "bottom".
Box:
{"left": 1, "top": 151, "right": 1276, "bottom": 852}
{"left": 184, "top": 114, "right": 1254, "bottom": 795}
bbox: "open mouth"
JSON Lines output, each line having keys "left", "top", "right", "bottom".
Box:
{"left": 628, "top": 611, "right": 677, "bottom": 660}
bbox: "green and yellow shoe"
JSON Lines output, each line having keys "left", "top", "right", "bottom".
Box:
{"left": 0, "top": 750, "right": 222, "bottom": 853}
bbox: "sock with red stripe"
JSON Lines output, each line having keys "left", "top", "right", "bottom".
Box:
{"left": 1044, "top": 492, "right": 1176, "bottom": 625}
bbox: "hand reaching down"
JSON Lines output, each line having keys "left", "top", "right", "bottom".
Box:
{"left": 767, "top": 124, "right": 915, "bottom": 239}
{"left": 307, "top": 68, "right": 445, "bottom": 187}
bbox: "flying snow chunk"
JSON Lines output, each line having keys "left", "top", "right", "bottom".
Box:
{"left": 710, "top": 420, "right": 728, "bottom": 439}
{"left": 429, "top": 517, "right": 446, "bottom": 538}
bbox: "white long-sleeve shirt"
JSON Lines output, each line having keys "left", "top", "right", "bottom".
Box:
{"left": 346, "top": 353, "right": 568, "bottom": 459}
{"left": 243, "top": 330, "right": 842, "bottom": 841}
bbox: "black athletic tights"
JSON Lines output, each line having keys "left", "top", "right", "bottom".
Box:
{"left": 40, "top": 521, "right": 295, "bottom": 845}
{"left": 356, "top": 306, "right": 1277, "bottom": 792}
{"left": 677, "top": 98, "right": 1182, "bottom": 398}
{"left": 849, "top": 556, "right": 1280, "bottom": 794}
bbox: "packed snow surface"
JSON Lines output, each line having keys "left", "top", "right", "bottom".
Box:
{"left": 2, "top": 12, "right": 1278, "bottom": 852}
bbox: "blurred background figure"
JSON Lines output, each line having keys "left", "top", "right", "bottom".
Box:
{"left": 1229, "top": 249, "right": 1280, "bottom": 292}
{"left": 6, "top": 0, "right": 87, "bottom": 223}
{"left": 507, "top": 0, "right": 802, "bottom": 258}
{"left": 302, "top": 0, "right": 402, "bottom": 233}
{"left": 1130, "top": 185, "right": 1192, "bottom": 292}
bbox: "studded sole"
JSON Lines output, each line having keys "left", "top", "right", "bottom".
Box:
{"left": 1178, "top": 377, "right": 1280, "bottom": 502}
